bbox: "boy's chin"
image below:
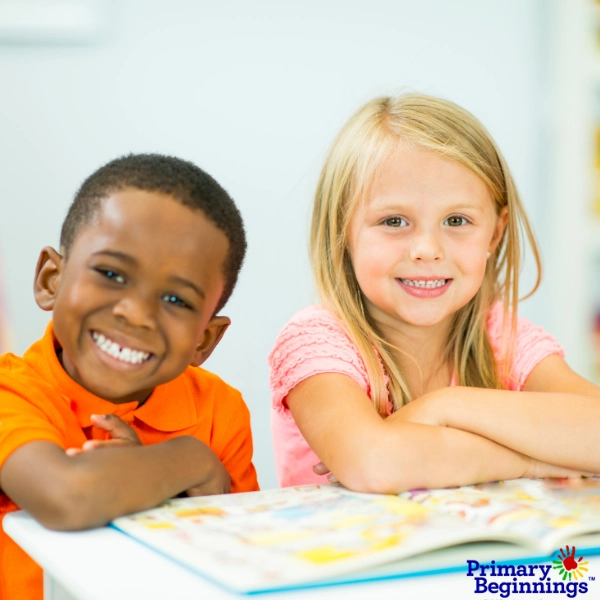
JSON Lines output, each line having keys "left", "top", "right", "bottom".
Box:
{"left": 81, "top": 379, "right": 153, "bottom": 405}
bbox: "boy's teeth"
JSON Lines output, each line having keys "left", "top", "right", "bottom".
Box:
{"left": 92, "top": 332, "right": 150, "bottom": 364}
{"left": 400, "top": 279, "right": 447, "bottom": 288}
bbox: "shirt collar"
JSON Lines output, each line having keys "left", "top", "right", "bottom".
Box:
{"left": 31, "top": 321, "right": 197, "bottom": 432}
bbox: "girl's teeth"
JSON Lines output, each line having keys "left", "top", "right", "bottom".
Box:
{"left": 401, "top": 279, "right": 447, "bottom": 288}
{"left": 92, "top": 332, "right": 150, "bottom": 365}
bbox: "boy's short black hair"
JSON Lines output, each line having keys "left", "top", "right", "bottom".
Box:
{"left": 60, "top": 153, "right": 246, "bottom": 313}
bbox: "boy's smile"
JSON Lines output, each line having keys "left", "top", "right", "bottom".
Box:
{"left": 35, "top": 188, "right": 230, "bottom": 404}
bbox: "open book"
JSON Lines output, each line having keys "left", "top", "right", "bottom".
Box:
{"left": 111, "top": 477, "right": 600, "bottom": 594}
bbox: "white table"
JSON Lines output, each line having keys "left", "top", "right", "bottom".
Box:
{"left": 5, "top": 510, "right": 600, "bottom": 600}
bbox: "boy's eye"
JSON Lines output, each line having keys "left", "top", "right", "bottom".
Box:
{"left": 444, "top": 215, "right": 468, "bottom": 227}
{"left": 161, "top": 294, "right": 189, "bottom": 309}
{"left": 382, "top": 217, "right": 408, "bottom": 227}
{"left": 98, "top": 269, "right": 126, "bottom": 284}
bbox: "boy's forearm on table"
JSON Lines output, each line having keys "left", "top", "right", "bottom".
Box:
{"left": 4, "top": 436, "right": 225, "bottom": 530}
{"left": 434, "top": 387, "right": 600, "bottom": 472}
{"left": 64, "top": 436, "right": 227, "bottom": 529}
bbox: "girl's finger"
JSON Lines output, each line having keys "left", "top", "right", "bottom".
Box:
{"left": 312, "top": 462, "right": 331, "bottom": 475}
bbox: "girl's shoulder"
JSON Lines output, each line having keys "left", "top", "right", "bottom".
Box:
{"left": 272, "top": 304, "right": 346, "bottom": 341}
{"left": 269, "top": 304, "right": 360, "bottom": 368}
{"left": 269, "top": 304, "right": 370, "bottom": 408}
{"left": 486, "top": 302, "right": 565, "bottom": 390}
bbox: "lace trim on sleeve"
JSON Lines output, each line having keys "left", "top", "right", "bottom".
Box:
{"left": 268, "top": 306, "right": 371, "bottom": 412}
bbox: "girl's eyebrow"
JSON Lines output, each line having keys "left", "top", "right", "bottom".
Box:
{"left": 366, "top": 202, "right": 485, "bottom": 214}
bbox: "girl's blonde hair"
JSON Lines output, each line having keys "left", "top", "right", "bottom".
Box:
{"left": 310, "top": 94, "right": 541, "bottom": 415}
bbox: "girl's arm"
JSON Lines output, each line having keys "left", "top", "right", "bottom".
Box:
{"left": 397, "top": 354, "right": 600, "bottom": 473}
{"left": 286, "top": 372, "right": 584, "bottom": 494}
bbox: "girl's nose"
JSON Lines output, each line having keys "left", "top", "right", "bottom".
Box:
{"left": 409, "top": 230, "right": 444, "bottom": 262}
{"left": 112, "top": 293, "right": 157, "bottom": 329}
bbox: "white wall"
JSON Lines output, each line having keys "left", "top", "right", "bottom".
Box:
{"left": 0, "top": 0, "right": 549, "bottom": 489}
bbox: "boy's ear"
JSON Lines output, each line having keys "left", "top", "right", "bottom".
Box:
{"left": 190, "top": 316, "right": 231, "bottom": 367}
{"left": 33, "top": 247, "right": 64, "bottom": 312}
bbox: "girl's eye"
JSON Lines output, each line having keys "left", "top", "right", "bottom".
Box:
{"left": 99, "top": 269, "right": 126, "bottom": 284}
{"left": 383, "top": 217, "right": 408, "bottom": 227}
{"left": 444, "top": 215, "right": 468, "bottom": 227}
{"left": 162, "top": 294, "right": 189, "bottom": 309}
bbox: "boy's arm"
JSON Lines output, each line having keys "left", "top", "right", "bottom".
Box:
{"left": 212, "top": 394, "right": 259, "bottom": 493}
{"left": 402, "top": 354, "right": 600, "bottom": 473}
{"left": 0, "top": 435, "right": 230, "bottom": 531}
{"left": 287, "top": 373, "right": 588, "bottom": 495}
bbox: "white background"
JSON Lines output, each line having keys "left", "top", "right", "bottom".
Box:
{"left": 0, "top": 0, "right": 554, "bottom": 489}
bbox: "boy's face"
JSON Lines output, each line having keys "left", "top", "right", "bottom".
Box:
{"left": 34, "top": 188, "right": 230, "bottom": 404}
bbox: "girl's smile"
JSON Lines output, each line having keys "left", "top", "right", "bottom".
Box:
{"left": 397, "top": 277, "right": 452, "bottom": 298}
{"left": 349, "top": 145, "right": 507, "bottom": 336}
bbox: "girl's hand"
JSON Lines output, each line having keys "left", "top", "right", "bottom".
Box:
{"left": 388, "top": 393, "right": 445, "bottom": 427}
{"left": 65, "top": 414, "right": 142, "bottom": 456}
{"left": 523, "top": 457, "right": 598, "bottom": 480}
{"left": 313, "top": 461, "right": 339, "bottom": 484}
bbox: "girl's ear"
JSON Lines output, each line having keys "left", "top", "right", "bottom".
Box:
{"left": 489, "top": 206, "right": 509, "bottom": 255}
{"left": 190, "top": 316, "right": 231, "bottom": 367}
{"left": 33, "top": 247, "right": 64, "bottom": 311}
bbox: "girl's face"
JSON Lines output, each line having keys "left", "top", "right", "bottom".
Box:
{"left": 348, "top": 145, "right": 507, "bottom": 334}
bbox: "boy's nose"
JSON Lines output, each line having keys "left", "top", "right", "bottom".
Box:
{"left": 112, "top": 294, "right": 157, "bottom": 329}
{"left": 409, "top": 230, "right": 444, "bottom": 262}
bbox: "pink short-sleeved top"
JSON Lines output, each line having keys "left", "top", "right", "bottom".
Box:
{"left": 268, "top": 303, "right": 564, "bottom": 487}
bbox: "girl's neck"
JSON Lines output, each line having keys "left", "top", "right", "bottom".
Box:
{"left": 371, "top": 311, "right": 454, "bottom": 398}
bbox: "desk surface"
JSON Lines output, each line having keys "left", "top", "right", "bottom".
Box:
{"left": 5, "top": 510, "right": 600, "bottom": 600}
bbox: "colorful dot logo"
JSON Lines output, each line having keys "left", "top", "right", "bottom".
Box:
{"left": 552, "top": 546, "right": 589, "bottom": 581}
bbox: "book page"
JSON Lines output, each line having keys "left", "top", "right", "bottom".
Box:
{"left": 111, "top": 484, "right": 500, "bottom": 593}
{"left": 402, "top": 477, "right": 600, "bottom": 553}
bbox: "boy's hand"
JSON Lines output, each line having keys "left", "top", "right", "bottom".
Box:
{"left": 65, "top": 414, "right": 141, "bottom": 457}
{"left": 185, "top": 445, "right": 231, "bottom": 496}
{"left": 66, "top": 419, "right": 230, "bottom": 496}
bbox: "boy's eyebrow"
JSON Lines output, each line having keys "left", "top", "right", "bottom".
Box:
{"left": 92, "top": 251, "right": 205, "bottom": 299}
{"left": 92, "top": 250, "right": 137, "bottom": 263}
{"left": 168, "top": 276, "right": 205, "bottom": 299}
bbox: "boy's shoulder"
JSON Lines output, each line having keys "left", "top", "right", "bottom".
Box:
{"left": 180, "top": 365, "right": 243, "bottom": 403}
{"left": 0, "top": 348, "right": 62, "bottom": 407}
{"left": 172, "top": 365, "right": 249, "bottom": 427}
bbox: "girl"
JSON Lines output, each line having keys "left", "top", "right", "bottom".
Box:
{"left": 269, "top": 94, "right": 600, "bottom": 493}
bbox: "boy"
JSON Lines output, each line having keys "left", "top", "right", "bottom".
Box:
{"left": 0, "top": 154, "right": 259, "bottom": 600}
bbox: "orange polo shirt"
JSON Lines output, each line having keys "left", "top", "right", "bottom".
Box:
{"left": 0, "top": 322, "right": 259, "bottom": 600}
